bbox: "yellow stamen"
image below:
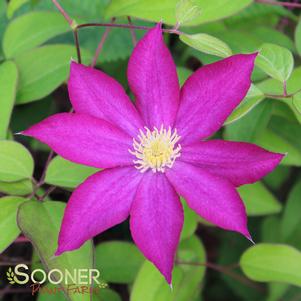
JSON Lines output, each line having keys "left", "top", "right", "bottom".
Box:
{"left": 129, "top": 126, "right": 181, "bottom": 173}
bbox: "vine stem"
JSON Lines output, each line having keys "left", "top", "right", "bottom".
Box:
{"left": 283, "top": 81, "right": 288, "bottom": 97}
{"left": 91, "top": 18, "right": 116, "bottom": 67}
{"left": 176, "top": 260, "right": 264, "bottom": 293}
{"left": 52, "top": 0, "right": 73, "bottom": 25}
{"left": 52, "top": 0, "right": 81, "bottom": 63}
{"left": 52, "top": 0, "right": 183, "bottom": 65}
{"left": 73, "top": 29, "right": 81, "bottom": 64}
{"left": 128, "top": 17, "right": 137, "bottom": 46}
{"left": 264, "top": 87, "right": 301, "bottom": 100}
{"left": 76, "top": 22, "right": 183, "bottom": 35}
{"left": 255, "top": 0, "right": 301, "bottom": 8}
{"left": 37, "top": 186, "right": 57, "bottom": 202}
{"left": 28, "top": 150, "right": 54, "bottom": 201}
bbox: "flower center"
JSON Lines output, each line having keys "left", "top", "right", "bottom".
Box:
{"left": 129, "top": 126, "right": 181, "bottom": 173}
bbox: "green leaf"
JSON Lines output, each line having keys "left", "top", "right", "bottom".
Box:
{"left": 218, "top": 233, "right": 261, "bottom": 301}
{"left": 266, "top": 115, "right": 301, "bottom": 165}
{"left": 17, "top": 200, "right": 94, "bottom": 301}
{"left": 131, "top": 235, "right": 205, "bottom": 301}
{"left": 255, "top": 129, "right": 301, "bottom": 166}
{"left": 238, "top": 182, "right": 282, "bottom": 216}
{"left": 177, "top": 67, "right": 192, "bottom": 86}
{"left": 176, "top": 0, "right": 201, "bottom": 25}
{"left": 0, "top": 61, "right": 18, "bottom": 139}
{"left": 15, "top": 44, "right": 91, "bottom": 104}
{"left": 281, "top": 180, "right": 301, "bottom": 241}
{"left": 0, "top": 179, "right": 33, "bottom": 196}
{"left": 264, "top": 165, "right": 290, "bottom": 190}
{"left": 259, "top": 66, "right": 301, "bottom": 96}
{"left": 0, "top": 140, "right": 34, "bottom": 182}
{"left": 295, "top": 17, "right": 301, "bottom": 57}
{"left": 240, "top": 243, "right": 301, "bottom": 287}
{"left": 224, "top": 100, "right": 273, "bottom": 143}
{"left": 0, "top": 196, "right": 26, "bottom": 253}
{"left": 256, "top": 43, "right": 294, "bottom": 82}
{"left": 0, "top": 1, "right": 8, "bottom": 58}
{"left": 180, "top": 33, "right": 232, "bottom": 58}
{"left": 258, "top": 66, "right": 301, "bottom": 124}
{"left": 292, "top": 90, "right": 301, "bottom": 115}
{"left": 45, "top": 156, "right": 98, "bottom": 189}
{"left": 6, "top": 0, "right": 29, "bottom": 19}
{"left": 105, "top": 0, "right": 253, "bottom": 26}
{"left": 95, "top": 241, "right": 144, "bottom": 284}
{"left": 251, "top": 27, "right": 295, "bottom": 52}
{"left": 180, "top": 199, "right": 197, "bottom": 241}
{"left": 96, "top": 288, "right": 122, "bottom": 301}
{"left": 267, "top": 283, "right": 290, "bottom": 301}
{"left": 225, "top": 84, "right": 265, "bottom": 125}
{"left": 3, "top": 12, "right": 70, "bottom": 58}
{"left": 224, "top": 3, "right": 296, "bottom": 26}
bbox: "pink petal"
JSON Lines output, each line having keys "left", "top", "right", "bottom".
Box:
{"left": 166, "top": 161, "right": 250, "bottom": 239}
{"left": 180, "top": 140, "right": 284, "bottom": 186}
{"left": 127, "top": 24, "right": 180, "bottom": 128}
{"left": 56, "top": 167, "right": 142, "bottom": 255}
{"left": 22, "top": 113, "right": 134, "bottom": 169}
{"left": 130, "top": 172, "right": 183, "bottom": 284}
{"left": 175, "top": 53, "right": 257, "bottom": 145}
{"left": 68, "top": 62, "right": 143, "bottom": 137}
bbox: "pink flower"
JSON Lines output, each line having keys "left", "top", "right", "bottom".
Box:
{"left": 22, "top": 24, "right": 283, "bottom": 284}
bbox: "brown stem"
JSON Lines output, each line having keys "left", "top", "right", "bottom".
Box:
{"left": 40, "top": 151, "right": 54, "bottom": 185}
{"left": 28, "top": 151, "right": 54, "bottom": 201}
{"left": 128, "top": 17, "right": 137, "bottom": 46}
{"left": 77, "top": 22, "right": 183, "bottom": 35}
{"left": 52, "top": 0, "right": 81, "bottom": 63}
{"left": 73, "top": 29, "right": 82, "bottom": 64}
{"left": 37, "top": 186, "right": 57, "bottom": 201}
{"left": 255, "top": 0, "right": 301, "bottom": 8}
{"left": 91, "top": 18, "right": 116, "bottom": 67}
{"left": 264, "top": 87, "right": 301, "bottom": 100}
{"left": 283, "top": 81, "right": 288, "bottom": 96}
{"left": 176, "top": 260, "right": 265, "bottom": 293}
{"left": 52, "top": 0, "right": 73, "bottom": 25}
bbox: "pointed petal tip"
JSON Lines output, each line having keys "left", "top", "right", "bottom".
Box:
{"left": 245, "top": 232, "right": 255, "bottom": 245}
{"left": 244, "top": 52, "right": 258, "bottom": 65}
{"left": 147, "top": 22, "right": 163, "bottom": 36}
{"left": 54, "top": 251, "right": 62, "bottom": 257}
{"left": 248, "top": 237, "right": 256, "bottom": 245}
{"left": 70, "top": 57, "right": 77, "bottom": 63}
{"left": 271, "top": 151, "right": 286, "bottom": 167}
{"left": 14, "top": 131, "right": 23, "bottom": 136}
{"left": 70, "top": 59, "right": 80, "bottom": 69}
{"left": 282, "top": 152, "right": 288, "bottom": 158}
{"left": 20, "top": 127, "right": 35, "bottom": 138}
{"left": 54, "top": 248, "right": 63, "bottom": 257}
{"left": 169, "top": 283, "right": 173, "bottom": 291}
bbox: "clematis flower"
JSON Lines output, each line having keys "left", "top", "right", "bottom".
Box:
{"left": 22, "top": 24, "right": 284, "bottom": 284}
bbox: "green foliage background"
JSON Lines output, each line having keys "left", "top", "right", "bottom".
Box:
{"left": 1, "top": 0, "right": 301, "bottom": 300}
